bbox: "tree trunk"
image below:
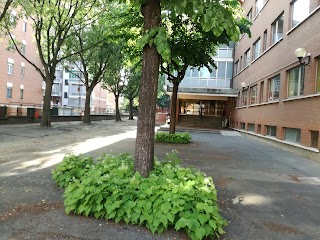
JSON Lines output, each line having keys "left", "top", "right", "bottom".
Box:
{"left": 169, "top": 80, "right": 179, "bottom": 134}
{"left": 115, "top": 94, "right": 122, "bottom": 121}
{"left": 128, "top": 97, "right": 134, "bottom": 120}
{"left": 83, "top": 88, "right": 92, "bottom": 124}
{"left": 134, "top": 0, "right": 161, "bottom": 177}
{"left": 40, "top": 79, "right": 53, "bottom": 127}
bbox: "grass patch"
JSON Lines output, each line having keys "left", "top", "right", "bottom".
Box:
{"left": 52, "top": 152, "right": 227, "bottom": 240}
{"left": 155, "top": 132, "right": 191, "bottom": 144}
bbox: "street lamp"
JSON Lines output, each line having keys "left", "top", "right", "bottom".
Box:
{"left": 295, "top": 48, "right": 311, "bottom": 65}
{"left": 241, "top": 82, "right": 247, "bottom": 89}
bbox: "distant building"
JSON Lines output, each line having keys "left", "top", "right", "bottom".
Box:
{"left": 232, "top": 0, "right": 320, "bottom": 159}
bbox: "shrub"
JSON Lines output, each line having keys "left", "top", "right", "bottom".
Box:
{"left": 52, "top": 152, "right": 227, "bottom": 240}
{"left": 155, "top": 132, "right": 191, "bottom": 144}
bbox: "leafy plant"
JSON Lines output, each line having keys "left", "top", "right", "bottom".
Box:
{"left": 155, "top": 132, "right": 191, "bottom": 144}
{"left": 52, "top": 152, "right": 227, "bottom": 240}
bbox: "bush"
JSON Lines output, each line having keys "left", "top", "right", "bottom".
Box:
{"left": 52, "top": 152, "right": 227, "bottom": 240}
{"left": 155, "top": 132, "right": 191, "bottom": 144}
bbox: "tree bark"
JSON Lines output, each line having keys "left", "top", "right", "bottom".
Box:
{"left": 115, "top": 94, "right": 122, "bottom": 121}
{"left": 128, "top": 97, "right": 134, "bottom": 120}
{"left": 83, "top": 87, "right": 93, "bottom": 124}
{"left": 134, "top": 0, "right": 161, "bottom": 177}
{"left": 169, "top": 80, "right": 179, "bottom": 134}
{"left": 40, "top": 79, "right": 53, "bottom": 127}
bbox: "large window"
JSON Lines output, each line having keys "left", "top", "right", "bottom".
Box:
{"left": 244, "top": 49, "right": 251, "bottom": 67}
{"left": 250, "top": 85, "right": 258, "bottom": 104}
{"left": 288, "top": 66, "right": 304, "bottom": 97}
{"left": 255, "top": 0, "right": 264, "bottom": 16}
{"left": 266, "top": 125, "right": 277, "bottom": 137}
{"left": 253, "top": 38, "right": 261, "bottom": 60}
{"left": 291, "top": 0, "right": 310, "bottom": 28}
{"left": 272, "top": 13, "right": 284, "bottom": 44}
{"left": 285, "top": 128, "right": 301, "bottom": 143}
{"left": 6, "top": 87, "right": 12, "bottom": 98}
{"left": 268, "top": 75, "right": 280, "bottom": 101}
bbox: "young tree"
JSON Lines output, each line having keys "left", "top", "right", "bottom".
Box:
{"left": 123, "top": 68, "right": 141, "bottom": 120}
{"left": 128, "top": 0, "right": 250, "bottom": 176}
{"left": 5, "top": 0, "right": 100, "bottom": 127}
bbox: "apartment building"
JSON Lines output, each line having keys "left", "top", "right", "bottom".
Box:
{"left": 232, "top": 0, "right": 320, "bottom": 158}
{"left": 165, "top": 43, "right": 237, "bottom": 128}
{"left": 0, "top": 12, "right": 43, "bottom": 118}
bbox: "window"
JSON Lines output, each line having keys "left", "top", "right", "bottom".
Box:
{"left": 250, "top": 85, "right": 258, "bottom": 104}
{"left": 240, "top": 56, "right": 243, "bottom": 70}
{"left": 257, "top": 124, "right": 261, "bottom": 134}
{"left": 242, "top": 89, "right": 248, "bottom": 106}
{"left": 21, "top": 41, "right": 26, "bottom": 54}
{"left": 291, "top": 0, "right": 310, "bottom": 28}
{"left": 65, "top": 79, "right": 69, "bottom": 85}
{"left": 247, "top": 8, "right": 252, "bottom": 22}
{"left": 253, "top": 38, "right": 261, "bottom": 60}
{"left": 8, "top": 63, "right": 13, "bottom": 75}
{"left": 288, "top": 66, "right": 304, "bottom": 97}
{"left": 10, "top": 11, "right": 16, "bottom": 23}
{"left": 285, "top": 128, "right": 301, "bottom": 143}
{"left": 255, "top": 0, "right": 264, "bottom": 16}
{"left": 248, "top": 123, "right": 255, "bottom": 132}
{"left": 64, "top": 92, "right": 68, "bottom": 98}
{"left": 20, "top": 89, "right": 24, "bottom": 99}
{"left": 244, "top": 49, "right": 251, "bottom": 67}
{"left": 272, "top": 13, "right": 284, "bottom": 44}
{"left": 268, "top": 75, "right": 280, "bottom": 101}
{"left": 23, "top": 20, "right": 27, "bottom": 32}
{"left": 310, "top": 131, "right": 319, "bottom": 148}
{"left": 317, "top": 58, "right": 320, "bottom": 93}
{"left": 6, "top": 87, "right": 12, "bottom": 98}
{"left": 235, "top": 60, "right": 239, "bottom": 75}
{"left": 266, "top": 125, "right": 277, "bottom": 137}
{"left": 260, "top": 81, "right": 264, "bottom": 103}
{"left": 240, "top": 122, "right": 245, "bottom": 130}
{"left": 21, "top": 66, "right": 25, "bottom": 78}
{"left": 263, "top": 30, "right": 267, "bottom": 51}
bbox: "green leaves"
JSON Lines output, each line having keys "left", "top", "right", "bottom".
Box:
{"left": 52, "top": 153, "right": 227, "bottom": 239}
{"left": 155, "top": 132, "right": 191, "bottom": 144}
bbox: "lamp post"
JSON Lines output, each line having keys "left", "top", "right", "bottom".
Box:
{"left": 295, "top": 48, "right": 311, "bottom": 65}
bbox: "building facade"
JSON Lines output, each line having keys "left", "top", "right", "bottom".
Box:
{"left": 0, "top": 13, "right": 43, "bottom": 118}
{"left": 165, "top": 43, "right": 237, "bottom": 128}
{"left": 232, "top": 0, "right": 320, "bottom": 157}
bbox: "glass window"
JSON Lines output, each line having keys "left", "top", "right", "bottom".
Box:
{"left": 23, "top": 21, "right": 27, "bottom": 32}
{"left": 6, "top": 87, "right": 12, "bottom": 98}
{"left": 240, "top": 122, "right": 245, "bottom": 130}
{"left": 217, "top": 62, "right": 226, "bottom": 79}
{"left": 200, "top": 68, "right": 210, "bottom": 78}
{"left": 234, "top": 60, "right": 239, "bottom": 75}
{"left": 248, "top": 123, "right": 255, "bottom": 132}
{"left": 21, "top": 43, "right": 26, "bottom": 54}
{"left": 253, "top": 38, "right": 261, "bottom": 60}
{"left": 266, "top": 125, "right": 277, "bottom": 137}
{"left": 285, "top": 128, "right": 301, "bottom": 143}
{"left": 226, "top": 62, "right": 233, "bottom": 79}
{"left": 191, "top": 69, "right": 199, "bottom": 78}
{"left": 288, "top": 66, "right": 304, "bottom": 97}
{"left": 240, "top": 56, "right": 243, "bottom": 70}
{"left": 263, "top": 30, "right": 267, "bottom": 51}
{"left": 242, "top": 89, "right": 248, "bottom": 106}
{"left": 268, "top": 75, "right": 280, "bottom": 101}
{"left": 247, "top": 8, "right": 252, "bottom": 22}
{"left": 244, "top": 49, "right": 251, "bottom": 67}
{"left": 310, "top": 131, "right": 319, "bottom": 148}
{"left": 20, "top": 89, "right": 24, "bottom": 99}
{"left": 250, "top": 85, "right": 258, "bottom": 104}
{"left": 64, "top": 92, "right": 68, "bottom": 98}
{"left": 291, "top": 0, "right": 310, "bottom": 28}
{"left": 255, "top": 0, "right": 264, "bottom": 16}
{"left": 272, "top": 13, "right": 284, "bottom": 44}
{"left": 260, "top": 81, "right": 264, "bottom": 103}
{"left": 21, "top": 66, "right": 25, "bottom": 78}
{"left": 257, "top": 124, "right": 261, "bottom": 134}
{"left": 8, "top": 63, "right": 13, "bottom": 74}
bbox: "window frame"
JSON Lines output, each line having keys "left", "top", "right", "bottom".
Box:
{"left": 316, "top": 57, "right": 320, "bottom": 93}
{"left": 244, "top": 48, "right": 251, "bottom": 67}
{"left": 6, "top": 87, "right": 13, "bottom": 98}
{"left": 20, "top": 88, "right": 24, "bottom": 99}
{"left": 271, "top": 13, "right": 284, "bottom": 44}
{"left": 291, "top": 0, "right": 310, "bottom": 28}
{"left": 253, "top": 38, "right": 261, "bottom": 60}
{"left": 285, "top": 128, "right": 301, "bottom": 143}
{"left": 268, "top": 75, "right": 280, "bottom": 101}
{"left": 8, "top": 63, "right": 14, "bottom": 75}
{"left": 263, "top": 30, "right": 268, "bottom": 51}
{"left": 242, "top": 89, "right": 248, "bottom": 106}
{"left": 288, "top": 65, "right": 304, "bottom": 98}
{"left": 250, "top": 85, "right": 258, "bottom": 104}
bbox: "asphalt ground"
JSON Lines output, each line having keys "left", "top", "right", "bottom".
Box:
{"left": 0, "top": 119, "right": 319, "bottom": 240}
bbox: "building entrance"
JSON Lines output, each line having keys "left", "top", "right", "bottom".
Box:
{"left": 180, "top": 100, "right": 226, "bottom": 116}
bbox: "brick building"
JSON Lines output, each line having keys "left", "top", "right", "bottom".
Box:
{"left": 0, "top": 13, "right": 43, "bottom": 117}
{"left": 232, "top": 0, "right": 320, "bottom": 158}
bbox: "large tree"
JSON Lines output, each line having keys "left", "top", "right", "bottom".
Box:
{"left": 128, "top": 0, "right": 249, "bottom": 177}
{"left": 5, "top": 0, "right": 100, "bottom": 127}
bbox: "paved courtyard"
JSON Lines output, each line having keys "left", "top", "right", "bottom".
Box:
{"left": 0, "top": 120, "right": 320, "bottom": 240}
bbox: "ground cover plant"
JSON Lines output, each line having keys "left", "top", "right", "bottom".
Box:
{"left": 155, "top": 132, "right": 191, "bottom": 144}
{"left": 52, "top": 152, "right": 227, "bottom": 240}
